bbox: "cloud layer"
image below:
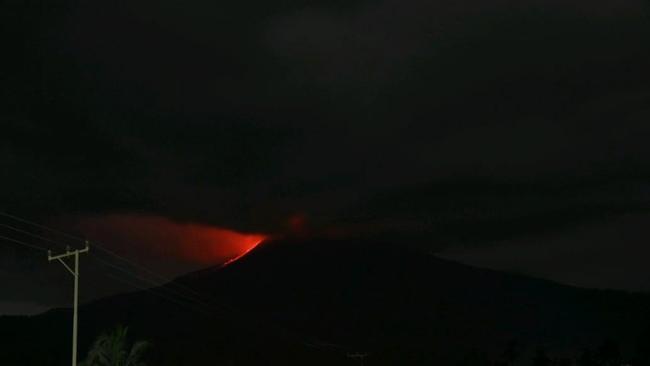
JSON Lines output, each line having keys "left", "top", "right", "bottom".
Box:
{"left": 2, "top": 0, "right": 650, "bottom": 307}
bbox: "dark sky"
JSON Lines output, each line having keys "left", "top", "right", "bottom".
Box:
{"left": 2, "top": 0, "right": 650, "bottom": 314}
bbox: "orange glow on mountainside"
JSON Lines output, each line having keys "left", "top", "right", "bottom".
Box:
{"left": 221, "top": 239, "right": 263, "bottom": 267}
{"left": 69, "top": 214, "right": 267, "bottom": 265}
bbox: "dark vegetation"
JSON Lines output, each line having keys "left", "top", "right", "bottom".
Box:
{"left": 80, "top": 325, "right": 149, "bottom": 366}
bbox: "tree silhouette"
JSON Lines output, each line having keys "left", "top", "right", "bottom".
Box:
{"left": 577, "top": 348, "right": 595, "bottom": 366}
{"left": 635, "top": 327, "right": 650, "bottom": 366}
{"left": 553, "top": 356, "right": 572, "bottom": 366}
{"left": 456, "top": 348, "right": 490, "bottom": 366}
{"left": 532, "top": 347, "right": 551, "bottom": 366}
{"left": 596, "top": 339, "right": 621, "bottom": 366}
{"left": 80, "top": 325, "right": 149, "bottom": 366}
{"left": 495, "top": 340, "right": 521, "bottom": 366}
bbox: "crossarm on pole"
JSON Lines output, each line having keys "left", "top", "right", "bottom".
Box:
{"left": 57, "top": 258, "right": 76, "bottom": 276}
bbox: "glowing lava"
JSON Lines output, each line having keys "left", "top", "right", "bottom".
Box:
{"left": 221, "top": 239, "right": 263, "bottom": 267}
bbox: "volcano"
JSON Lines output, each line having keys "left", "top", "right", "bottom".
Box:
{"left": 2, "top": 237, "right": 650, "bottom": 365}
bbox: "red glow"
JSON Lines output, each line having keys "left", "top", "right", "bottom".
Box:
{"left": 288, "top": 213, "right": 307, "bottom": 234}
{"left": 221, "top": 240, "right": 262, "bottom": 267}
{"left": 70, "top": 214, "right": 266, "bottom": 265}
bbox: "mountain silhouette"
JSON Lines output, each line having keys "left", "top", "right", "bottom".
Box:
{"left": 2, "top": 237, "right": 649, "bottom": 365}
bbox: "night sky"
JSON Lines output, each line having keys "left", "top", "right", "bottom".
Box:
{"left": 2, "top": 0, "right": 650, "bottom": 315}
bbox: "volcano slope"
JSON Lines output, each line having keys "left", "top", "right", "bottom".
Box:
{"left": 2, "top": 237, "right": 649, "bottom": 365}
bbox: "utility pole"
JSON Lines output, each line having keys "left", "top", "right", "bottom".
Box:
{"left": 48, "top": 241, "right": 89, "bottom": 366}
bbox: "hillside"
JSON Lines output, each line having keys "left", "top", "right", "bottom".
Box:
{"left": 1, "top": 238, "right": 649, "bottom": 365}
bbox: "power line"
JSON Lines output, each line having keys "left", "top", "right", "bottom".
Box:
{"left": 87, "top": 244, "right": 340, "bottom": 352}
{"left": 89, "top": 246, "right": 235, "bottom": 314}
{"left": 0, "top": 234, "right": 48, "bottom": 252}
{"left": 88, "top": 251, "right": 325, "bottom": 350}
{"left": 102, "top": 272, "right": 216, "bottom": 318}
{"left": 88, "top": 251, "right": 335, "bottom": 351}
{"left": 0, "top": 216, "right": 206, "bottom": 312}
{"left": 0, "top": 223, "right": 70, "bottom": 249}
{"left": 91, "top": 243, "right": 204, "bottom": 298}
{"left": 0, "top": 211, "right": 350, "bottom": 354}
{"left": 0, "top": 211, "right": 209, "bottom": 302}
{"left": 0, "top": 212, "right": 238, "bottom": 309}
{"left": 89, "top": 253, "right": 216, "bottom": 312}
{"left": 0, "top": 211, "right": 232, "bottom": 311}
{"left": 78, "top": 240, "right": 232, "bottom": 319}
{"left": 0, "top": 212, "right": 207, "bottom": 301}
{"left": 0, "top": 211, "right": 84, "bottom": 242}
